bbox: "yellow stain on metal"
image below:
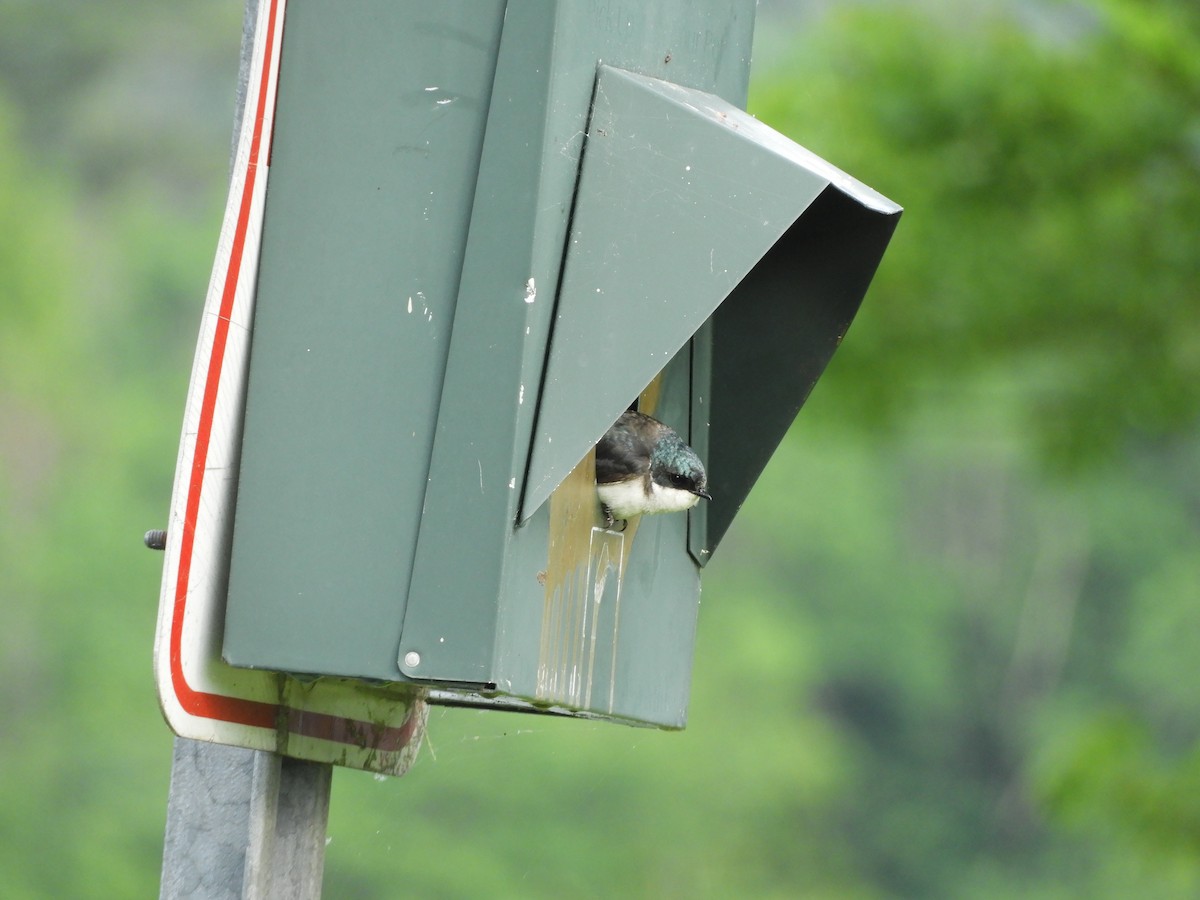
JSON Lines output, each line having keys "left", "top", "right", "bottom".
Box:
{"left": 535, "top": 378, "right": 662, "bottom": 712}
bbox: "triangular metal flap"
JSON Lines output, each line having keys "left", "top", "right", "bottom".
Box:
{"left": 701, "top": 185, "right": 901, "bottom": 560}
{"left": 523, "top": 65, "right": 895, "bottom": 519}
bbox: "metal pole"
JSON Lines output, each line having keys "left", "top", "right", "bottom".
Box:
{"left": 160, "top": 742, "right": 332, "bottom": 899}
{"left": 159, "top": 3, "right": 334, "bottom": 896}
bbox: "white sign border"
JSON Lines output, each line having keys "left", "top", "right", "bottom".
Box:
{"left": 152, "top": 0, "right": 425, "bottom": 775}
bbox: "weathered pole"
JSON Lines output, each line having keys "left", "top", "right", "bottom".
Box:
{"left": 158, "top": 4, "right": 334, "bottom": 897}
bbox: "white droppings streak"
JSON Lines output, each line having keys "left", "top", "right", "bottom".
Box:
{"left": 412, "top": 291, "right": 432, "bottom": 322}
{"left": 524, "top": 278, "right": 537, "bottom": 303}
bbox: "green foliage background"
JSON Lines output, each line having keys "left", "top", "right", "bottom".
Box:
{"left": 1, "top": 0, "right": 1198, "bottom": 896}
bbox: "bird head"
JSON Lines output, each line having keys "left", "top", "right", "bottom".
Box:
{"left": 650, "top": 432, "right": 711, "bottom": 501}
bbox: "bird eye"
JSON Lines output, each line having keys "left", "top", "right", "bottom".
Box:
{"left": 669, "top": 473, "right": 692, "bottom": 489}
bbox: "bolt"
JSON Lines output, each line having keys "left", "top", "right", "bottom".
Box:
{"left": 403, "top": 651, "right": 421, "bottom": 669}
{"left": 144, "top": 529, "right": 167, "bottom": 550}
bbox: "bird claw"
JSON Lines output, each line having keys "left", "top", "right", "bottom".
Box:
{"left": 600, "top": 504, "right": 628, "bottom": 532}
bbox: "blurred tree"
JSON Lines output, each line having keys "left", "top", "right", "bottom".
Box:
{"left": 1039, "top": 713, "right": 1200, "bottom": 888}
{"left": 1, "top": 1, "right": 1198, "bottom": 897}
{"left": 751, "top": 0, "right": 1200, "bottom": 469}
{"left": 743, "top": 1, "right": 1200, "bottom": 895}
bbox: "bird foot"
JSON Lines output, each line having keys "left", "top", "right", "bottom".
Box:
{"left": 600, "top": 504, "right": 628, "bottom": 532}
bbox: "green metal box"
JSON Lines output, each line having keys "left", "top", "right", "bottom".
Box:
{"left": 222, "top": 0, "right": 900, "bottom": 728}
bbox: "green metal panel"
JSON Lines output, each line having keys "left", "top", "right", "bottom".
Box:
{"left": 523, "top": 65, "right": 829, "bottom": 518}
{"left": 399, "top": 0, "right": 757, "bottom": 686}
{"left": 223, "top": 1, "right": 506, "bottom": 677}
{"left": 704, "top": 186, "right": 900, "bottom": 557}
{"left": 522, "top": 64, "right": 900, "bottom": 561}
{"left": 687, "top": 319, "right": 714, "bottom": 566}
{"left": 217, "top": 0, "right": 900, "bottom": 729}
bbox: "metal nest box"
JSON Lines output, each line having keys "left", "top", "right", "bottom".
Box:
{"left": 157, "top": 0, "right": 900, "bottom": 742}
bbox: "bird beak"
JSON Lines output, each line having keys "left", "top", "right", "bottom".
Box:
{"left": 694, "top": 489, "right": 712, "bottom": 501}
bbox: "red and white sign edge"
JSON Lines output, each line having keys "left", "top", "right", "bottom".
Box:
{"left": 152, "top": 0, "right": 425, "bottom": 775}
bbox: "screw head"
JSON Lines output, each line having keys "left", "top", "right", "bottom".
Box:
{"left": 403, "top": 651, "right": 421, "bottom": 669}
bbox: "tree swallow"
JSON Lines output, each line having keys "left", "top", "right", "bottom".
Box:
{"left": 595, "top": 409, "right": 711, "bottom": 529}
